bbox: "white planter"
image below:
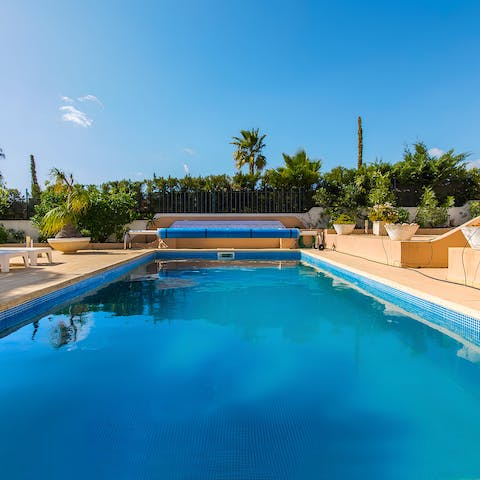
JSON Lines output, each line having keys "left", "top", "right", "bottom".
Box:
{"left": 461, "top": 226, "right": 480, "bottom": 249}
{"left": 385, "top": 223, "right": 419, "bottom": 241}
{"left": 47, "top": 237, "right": 91, "bottom": 253}
{"left": 333, "top": 224, "right": 355, "bottom": 235}
{"left": 372, "top": 220, "right": 387, "bottom": 236}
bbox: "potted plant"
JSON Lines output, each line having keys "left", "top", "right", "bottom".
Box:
{"left": 332, "top": 213, "right": 356, "bottom": 235}
{"left": 38, "top": 169, "right": 91, "bottom": 253}
{"left": 368, "top": 203, "right": 398, "bottom": 236}
{"left": 384, "top": 207, "right": 419, "bottom": 241}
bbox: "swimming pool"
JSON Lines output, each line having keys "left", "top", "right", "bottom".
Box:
{"left": 1, "top": 259, "right": 480, "bottom": 479}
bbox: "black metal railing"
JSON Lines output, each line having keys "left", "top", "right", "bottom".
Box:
{"left": 1, "top": 189, "right": 315, "bottom": 219}
{"left": 153, "top": 189, "right": 313, "bottom": 214}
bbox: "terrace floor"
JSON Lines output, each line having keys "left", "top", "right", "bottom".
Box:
{"left": 1, "top": 247, "right": 480, "bottom": 322}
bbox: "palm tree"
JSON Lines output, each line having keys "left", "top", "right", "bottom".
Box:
{"left": 40, "top": 168, "right": 90, "bottom": 238}
{"left": 231, "top": 128, "right": 267, "bottom": 175}
{"left": 357, "top": 116, "right": 363, "bottom": 169}
{"left": 263, "top": 150, "right": 321, "bottom": 190}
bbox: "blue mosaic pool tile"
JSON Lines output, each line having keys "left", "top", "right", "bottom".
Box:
{"left": 301, "top": 251, "right": 480, "bottom": 346}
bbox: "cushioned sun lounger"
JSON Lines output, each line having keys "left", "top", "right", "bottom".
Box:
{"left": 0, "top": 250, "right": 30, "bottom": 273}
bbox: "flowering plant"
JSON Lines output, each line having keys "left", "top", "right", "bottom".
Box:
{"left": 368, "top": 203, "right": 399, "bottom": 223}
{"left": 332, "top": 213, "right": 355, "bottom": 224}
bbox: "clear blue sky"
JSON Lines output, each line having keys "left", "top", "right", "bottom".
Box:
{"left": 1, "top": 0, "right": 479, "bottom": 192}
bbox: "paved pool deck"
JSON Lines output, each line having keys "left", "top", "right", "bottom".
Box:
{"left": 1, "top": 247, "right": 480, "bottom": 321}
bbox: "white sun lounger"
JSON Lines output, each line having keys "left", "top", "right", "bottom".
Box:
{"left": 0, "top": 250, "right": 30, "bottom": 273}
{"left": 0, "top": 247, "right": 53, "bottom": 266}
{"left": 124, "top": 230, "right": 166, "bottom": 249}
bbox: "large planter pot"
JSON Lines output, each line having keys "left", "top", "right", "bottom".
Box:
{"left": 372, "top": 220, "right": 387, "bottom": 236}
{"left": 47, "top": 237, "right": 91, "bottom": 253}
{"left": 461, "top": 226, "right": 480, "bottom": 249}
{"left": 333, "top": 224, "right": 355, "bottom": 235}
{"left": 385, "top": 223, "right": 419, "bottom": 241}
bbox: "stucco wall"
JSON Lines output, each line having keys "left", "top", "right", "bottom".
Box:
{"left": 0, "top": 220, "right": 41, "bottom": 241}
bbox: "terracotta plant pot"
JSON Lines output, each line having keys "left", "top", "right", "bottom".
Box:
{"left": 385, "top": 223, "right": 419, "bottom": 241}
{"left": 47, "top": 237, "right": 91, "bottom": 253}
{"left": 333, "top": 224, "right": 355, "bottom": 235}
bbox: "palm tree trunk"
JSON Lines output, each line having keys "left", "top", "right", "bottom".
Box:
{"left": 55, "top": 224, "right": 83, "bottom": 238}
{"left": 357, "top": 116, "right": 363, "bottom": 169}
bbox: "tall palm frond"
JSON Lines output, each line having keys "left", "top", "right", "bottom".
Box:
{"left": 231, "top": 128, "right": 267, "bottom": 175}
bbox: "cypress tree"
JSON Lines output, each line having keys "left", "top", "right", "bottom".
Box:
{"left": 30, "top": 154, "right": 41, "bottom": 200}
{"left": 0, "top": 148, "right": 5, "bottom": 185}
{"left": 357, "top": 116, "right": 363, "bottom": 169}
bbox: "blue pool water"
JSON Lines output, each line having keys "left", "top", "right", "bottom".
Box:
{"left": 1, "top": 260, "right": 480, "bottom": 479}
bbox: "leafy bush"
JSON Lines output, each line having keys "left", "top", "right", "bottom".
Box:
{"left": 414, "top": 187, "right": 454, "bottom": 227}
{"left": 313, "top": 166, "right": 364, "bottom": 221}
{"left": 397, "top": 208, "right": 410, "bottom": 223}
{"left": 368, "top": 171, "right": 394, "bottom": 206}
{"left": 332, "top": 213, "right": 355, "bottom": 224}
{"left": 0, "top": 223, "right": 25, "bottom": 243}
{"left": 470, "top": 201, "right": 480, "bottom": 219}
{"left": 33, "top": 175, "right": 138, "bottom": 242}
{"left": 78, "top": 187, "right": 138, "bottom": 242}
{"left": 0, "top": 223, "right": 7, "bottom": 243}
{"left": 7, "top": 228, "right": 26, "bottom": 242}
{"left": 368, "top": 203, "right": 399, "bottom": 223}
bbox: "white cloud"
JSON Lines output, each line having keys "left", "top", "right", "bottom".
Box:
{"left": 78, "top": 94, "right": 104, "bottom": 108}
{"left": 467, "top": 159, "right": 480, "bottom": 170}
{"left": 428, "top": 147, "right": 445, "bottom": 158}
{"left": 60, "top": 95, "right": 75, "bottom": 103}
{"left": 60, "top": 105, "right": 93, "bottom": 128}
{"left": 183, "top": 164, "right": 190, "bottom": 175}
{"left": 182, "top": 147, "right": 195, "bottom": 156}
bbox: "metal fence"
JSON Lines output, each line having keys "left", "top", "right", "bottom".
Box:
{"left": 2, "top": 189, "right": 315, "bottom": 219}
{"left": 152, "top": 189, "right": 314, "bottom": 214}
